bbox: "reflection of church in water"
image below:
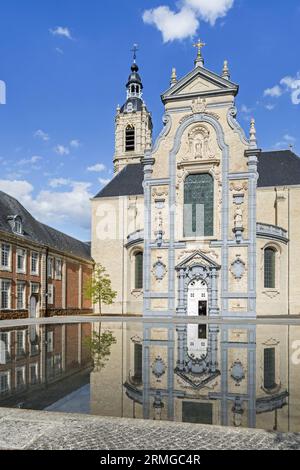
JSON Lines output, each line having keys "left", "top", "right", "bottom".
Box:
{"left": 90, "top": 321, "right": 300, "bottom": 431}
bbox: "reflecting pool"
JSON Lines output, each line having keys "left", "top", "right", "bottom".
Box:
{"left": 0, "top": 319, "right": 300, "bottom": 432}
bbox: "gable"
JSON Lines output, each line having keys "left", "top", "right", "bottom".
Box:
{"left": 162, "top": 66, "right": 238, "bottom": 103}
{"left": 176, "top": 250, "right": 220, "bottom": 270}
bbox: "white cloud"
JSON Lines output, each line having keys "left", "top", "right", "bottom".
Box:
{"left": 0, "top": 179, "right": 33, "bottom": 200}
{"left": 280, "top": 73, "right": 300, "bottom": 105}
{"left": 70, "top": 139, "right": 80, "bottom": 148}
{"left": 87, "top": 163, "right": 106, "bottom": 172}
{"left": 54, "top": 145, "right": 70, "bottom": 156}
{"left": 50, "top": 26, "right": 73, "bottom": 40}
{"left": 263, "top": 72, "right": 300, "bottom": 105}
{"left": 264, "top": 85, "right": 283, "bottom": 98}
{"left": 185, "top": 0, "right": 234, "bottom": 26}
{"left": 0, "top": 179, "right": 92, "bottom": 232}
{"left": 17, "top": 156, "right": 42, "bottom": 166}
{"left": 283, "top": 134, "right": 296, "bottom": 143}
{"left": 98, "top": 177, "right": 111, "bottom": 186}
{"left": 274, "top": 134, "right": 297, "bottom": 149}
{"left": 265, "top": 104, "right": 275, "bottom": 111}
{"left": 55, "top": 47, "right": 64, "bottom": 55}
{"left": 241, "top": 104, "right": 253, "bottom": 114}
{"left": 48, "top": 178, "right": 71, "bottom": 188}
{"left": 34, "top": 129, "right": 49, "bottom": 141}
{"left": 143, "top": 0, "right": 234, "bottom": 42}
{"left": 143, "top": 6, "right": 199, "bottom": 42}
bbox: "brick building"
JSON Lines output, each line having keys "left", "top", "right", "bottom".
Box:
{"left": 0, "top": 323, "right": 92, "bottom": 406}
{"left": 0, "top": 191, "right": 94, "bottom": 320}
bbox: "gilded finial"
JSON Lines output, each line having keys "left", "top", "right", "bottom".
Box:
{"left": 222, "top": 60, "right": 230, "bottom": 80}
{"left": 170, "top": 67, "right": 177, "bottom": 86}
{"left": 193, "top": 38, "right": 206, "bottom": 67}
{"left": 250, "top": 118, "right": 257, "bottom": 148}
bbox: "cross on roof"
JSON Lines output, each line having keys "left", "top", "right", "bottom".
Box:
{"left": 131, "top": 43, "right": 139, "bottom": 62}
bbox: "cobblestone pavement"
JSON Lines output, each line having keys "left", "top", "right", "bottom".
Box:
{"left": 0, "top": 408, "right": 299, "bottom": 450}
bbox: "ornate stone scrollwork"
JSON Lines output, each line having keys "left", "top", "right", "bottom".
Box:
{"left": 187, "top": 125, "right": 216, "bottom": 160}
{"left": 230, "top": 181, "right": 248, "bottom": 192}
{"left": 230, "top": 255, "right": 246, "bottom": 280}
{"left": 230, "top": 359, "right": 245, "bottom": 386}
{"left": 191, "top": 97, "right": 207, "bottom": 113}
{"left": 152, "top": 257, "right": 167, "bottom": 281}
{"left": 152, "top": 356, "right": 166, "bottom": 378}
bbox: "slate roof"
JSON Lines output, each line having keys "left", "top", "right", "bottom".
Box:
{"left": 94, "top": 150, "right": 300, "bottom": 198}
{"left": 0, "top": 191, "right": 92, "bottom": 261}
{"left": 94, "top": 164, "right": 144, "bottom": 198}
{"left": 257, "top": 150, "right": 300, "bottom": 187}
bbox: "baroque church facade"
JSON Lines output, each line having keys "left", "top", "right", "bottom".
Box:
{"left": 92, "top": 44, "right": 300, "bottom": 318}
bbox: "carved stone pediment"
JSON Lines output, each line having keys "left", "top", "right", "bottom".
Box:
{"left": 176, "top": 250, "right": 220, "bottom": 271}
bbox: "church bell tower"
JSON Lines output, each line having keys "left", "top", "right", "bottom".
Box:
{"left": 114, "top": 45, "right": 153, "bottom": 173}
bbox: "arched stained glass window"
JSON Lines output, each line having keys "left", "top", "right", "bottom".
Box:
{"left": 135, "top": 252, "right": 143, "bottom": 289}
{"left": 264, "top": 247, "right": 276, "bottom": 289}
{"left": 184, "top": 173, "right": 214, "bottom": 237}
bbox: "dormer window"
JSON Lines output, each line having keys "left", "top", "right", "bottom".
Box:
{"left": 14, "top": 217, "right": 23, "bottom": 234}
{"left": 7, "top": 215, "right": 23, "bottom": 235}
{"left": 126, "top": 102, "right": 133, "bottom": 113}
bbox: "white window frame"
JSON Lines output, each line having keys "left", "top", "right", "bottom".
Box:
{"left": 16, "top": 282, "right": 26, "bottom": 310}
{"left": 47, "top": 257, "right": 54, "bottom": 278}
{"left": 31, "top": 282, "right": 40, "bottom": 295}
{"left": 14, "top": 217, "right": 23, "bottom": 235}
{"left": 48, "top": 284, "right": 54, "bottom": 305}
{"left": 1, "top": 243, "right": 11, "bottom": 271}
{"left": 16, "top": 247, "right": 26, "bottom": 274}
{"left": 16, "top": 330, "right": 26, "bottom": 356}
{"left": 0, "top": 371, "right": 10, "bottom": 394}
{"left": 0, "top": 279, "right": 11, "bottom": 310}
{"left": 55, "top": 258, "right": 62, "bottom": 280}
{"left": 31, "top": 251, "right": 39, "bottom": 276}
{"left": 47, "top": 331, "right": 54, "bottom": 352}
{"left": 15, "top": 366, "right": 26, "bottom": 389}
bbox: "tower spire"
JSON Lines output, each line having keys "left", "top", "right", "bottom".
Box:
{"left": 126, "top": 44, "right": 143, "bottom": 100}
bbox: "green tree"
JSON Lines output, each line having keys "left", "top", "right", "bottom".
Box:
{"left": 84, "top": 330, "right": 117, "bottom": 370}
{"left": 85, "top": 263, "right": 117, "bottom": 315}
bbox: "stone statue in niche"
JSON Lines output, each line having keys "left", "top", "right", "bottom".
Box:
{"left": 154, "top": 211, "right": 164, "bottom": 246}
{"left": 234, "top": 207, "right": 243, "bottom": 229}
{"left": 188, "top": 125, "right": 215, "bottom": 160}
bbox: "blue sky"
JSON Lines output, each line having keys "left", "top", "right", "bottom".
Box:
{"left": 0, "top": 0, "right": 299, "bottom": 240}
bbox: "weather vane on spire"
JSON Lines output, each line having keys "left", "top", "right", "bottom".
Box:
{"left": 131, "top": 43, "right": 139, "bottom": 63}
{"left": 193, "top": 38, "right": 206, "bottom": 67}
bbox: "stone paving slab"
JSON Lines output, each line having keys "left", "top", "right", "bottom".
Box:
{"left": 0, "top": 408, "right": 299, "bottom": 450}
